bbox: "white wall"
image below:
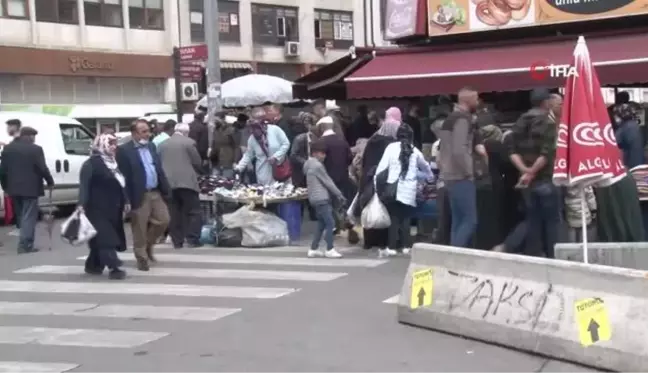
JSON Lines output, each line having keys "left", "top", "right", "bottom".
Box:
{"left": 177, "top": 0, "right": 366, "bottom": 64}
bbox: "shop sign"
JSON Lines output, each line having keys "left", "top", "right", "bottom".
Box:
{"left": 179, "top": 45, "right": 207, "bottom": 61}
{"left": 384, "top": 0, "right": 428, "bottom": 40}
{"left": 69, "top": 57, "right": 114, "bottom": 73}
{"left": 529, "top": 61, "right": 578, "bottom": 81}
{"left": 427, "top": 0, "right": 647, "bottom": 37}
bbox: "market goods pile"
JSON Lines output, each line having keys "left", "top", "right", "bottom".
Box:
{"left": 630, "top": 165, "right": 648, "bottom": 200}
{"left": 198, "top": 175, "right": 307, "bottom": 200}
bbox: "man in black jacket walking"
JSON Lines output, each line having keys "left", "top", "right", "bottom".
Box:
{"left": 0, "top": 127, "right": 54, "bottom": 253}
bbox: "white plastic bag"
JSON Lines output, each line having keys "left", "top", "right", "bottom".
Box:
{"left": 222, "top": 205, "right": 289, "bottom": 247}
{"left": 361, "top": 193, "right": 391, "bottom": 229}
{"left": 61, "top": 210, "right": 97, "bottom": 246}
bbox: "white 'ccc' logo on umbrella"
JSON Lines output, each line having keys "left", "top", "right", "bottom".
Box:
{"left": 602, "top": 123, "right": 618, "bottom": 147}
{"left": 573, "top": 122, "right": 604, "bottom": 147}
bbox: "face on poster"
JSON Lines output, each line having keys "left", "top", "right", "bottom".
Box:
{"left": 427, "top": 0, "right": 645, "bottom": 37}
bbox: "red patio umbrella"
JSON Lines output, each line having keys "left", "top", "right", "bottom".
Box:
{"left": 552, "top": 36, "right": 626, "bottom": 263}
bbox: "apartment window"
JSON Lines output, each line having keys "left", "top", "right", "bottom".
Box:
{"left": 84, "top": 0, "right": 122, "bottom": 27}
{"left": 1, "top": 0, "right": 28, "bottom": 18}
{"left": 129, "top": 0, "right": 163, "bottom": 30}
{"left": 189, "top": 0, "right": 240, "bottom": 44}
{"left": 35, "top": 0, "right": 78, "bottom": 24}
{"left": 251, "top": 4, "right": 298, "bottom": 46}
{"left": 314, "top": 10, "right": 353, "bottom": 49}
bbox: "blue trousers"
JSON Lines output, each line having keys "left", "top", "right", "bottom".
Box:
{"left": 311, "top": 202, "right": 335, "bottom": 250}
{"left": 447, "top": 180, "right": 477, "bottom": 248}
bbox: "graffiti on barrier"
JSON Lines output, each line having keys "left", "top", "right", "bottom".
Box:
{"left": 446, "top": 271, "right": 565, "bottom": 332}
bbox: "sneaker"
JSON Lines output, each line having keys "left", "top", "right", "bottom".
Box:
{"left": 8, "top": 229, "right": 19, "bottom": 237}
{"left": 378, "top": 248, "right": 398, "bottom": 258}
{"left": 492, "top": 244, "right": 507, "bottom": 253}
{"left": 402, "top": 248, "right": 411, "bottom": 255}
{"left": 324, "top": 249, "right": 343, "bottom": 258}
{"left": 136, "top": 257, "right": 150, "bottom": 271}
{"left": 307, "top": 249, "right": 324, "bottom": 258}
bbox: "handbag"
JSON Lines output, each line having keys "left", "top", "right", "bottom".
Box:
{"left": 272, "top": 158, "right": 292, "bottom": 182}
{"left": 375, "top": 168, "right": 398, "bottom": 204}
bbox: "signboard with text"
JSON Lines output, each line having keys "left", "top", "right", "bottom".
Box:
{"left": 427, "top": 0, "right": 647, "bottom": 37}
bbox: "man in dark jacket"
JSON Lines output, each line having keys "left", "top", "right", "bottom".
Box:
{"left": 508, "top": 88, "right": 559, "bottom": 258}
{"left": 116, "top": 119, "right": 170, "bottom": 271}
{"left": 188, "top": 111, "right": 210, "bottom": 162}
{"left": 0, "top": 127, "right": 54, "bottom": 253}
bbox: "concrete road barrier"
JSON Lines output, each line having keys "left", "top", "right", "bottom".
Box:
{"left": 555, "top": 242, "right": 648, "bottom": 270}
{"left": 397, "top": 243, "right": 648, "bottom": 372}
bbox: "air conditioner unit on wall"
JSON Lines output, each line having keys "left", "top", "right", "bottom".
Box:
{"left": 285, "top": 41, "right": 300, "bottom": 57}
{"left": 181, "top": 82, "right": 199, "bottom": 101}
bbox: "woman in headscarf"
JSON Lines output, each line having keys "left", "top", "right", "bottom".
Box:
{"left": 374, "top": 124, "right": 431, "bottom": 257}
{"left": 235, "top": 107, "right": 291, "bottom": 185}
{"left": 353, "top": 108, "right": 402, "bottom": 250}
{"left": 78, "top": 133, "right": 129, "bottom": 280}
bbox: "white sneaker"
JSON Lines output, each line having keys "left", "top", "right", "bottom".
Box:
{"left": 378, "top": 248, "right": 398, "bottom": 258}
{"left": 324, "top": 249, "right": 343, "bottom": 258}
{"left": 402, "top": 248, "right": 411, "bottom": 255}
{"left": 8, "top": 229, "right": 19, "bottom": 237}
{"left": 307, "top": 249, "right": 324, "bottom": 258}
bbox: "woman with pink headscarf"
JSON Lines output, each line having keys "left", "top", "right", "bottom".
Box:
{"left": 352, "top": 107, "right": 402, "bottom": 250}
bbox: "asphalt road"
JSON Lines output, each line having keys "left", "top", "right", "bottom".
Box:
{"left": 0, "top": 219, "right": 595, "bottom": 372}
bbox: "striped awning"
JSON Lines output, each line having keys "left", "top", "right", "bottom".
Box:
{"left": 221, "top": 62, "right": 253, "bottom": 70}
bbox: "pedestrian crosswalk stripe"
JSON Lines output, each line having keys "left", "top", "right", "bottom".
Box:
{"left": 0, "top": 301, "right": 240, "bottom": 321}
{"left": 383, "top": 295, "right": 399, "bottom": 304}
{"left": 80, "top": 253, "right": 387, "bottom": 267}
{"left": 0, "top": 326, "right": 167, "bottom": 348}
{"left": 0, "top": 280, "right": 297, "bottom": 299}
{"left": 0, "top": 361, "right": 79, "bottom": 373}
{"left": 17, "top": 265, "right": 347, "bottom": 282}
{"left": 162, "top": 244, "right": 362, "bottom": 254}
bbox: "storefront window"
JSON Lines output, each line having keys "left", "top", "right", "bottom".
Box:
{"left": 129, "top": 0, "right": 164, "bottom": 30}
{"left": 1, "top": 0, "right": 29, "bottom": 18}
{"left": 35, "top": 0, "right": 78, "bottom": 24}
{"left": 84, "top": 0, "right": 123, "bottom": 27}
{"left": 314, "top": 9, "right": 353, "bottom": 49}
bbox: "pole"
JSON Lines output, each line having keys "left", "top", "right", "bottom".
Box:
{"left": 581, "top": 190, "right": 589, "bottom": 264}
{"left": 172, "top": 47, "right": 183, "bottom": 123}
{"left": 204, "top": 0, "right": 222, "bottom": 158}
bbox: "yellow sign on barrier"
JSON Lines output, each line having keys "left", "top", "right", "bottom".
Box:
{"left": 410, "top": 268, "right": 433, "bottom": 309}
{"left": 574, "top": 297, "right": 611, "bottom": 347}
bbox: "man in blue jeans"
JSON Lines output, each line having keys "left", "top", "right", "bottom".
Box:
{"left": 438, "top": 87, "right": 482, "bottom": 247}
{"left": 508, "top": 90, "right": 562, "bottom": 258}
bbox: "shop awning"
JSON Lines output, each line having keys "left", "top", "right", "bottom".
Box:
{"left": 221, "top": 62, "right": 253, "bottom": 70}
{"left": 293, "top": 53, "right": 373, "bottom": 100}
{"left": 345, "top": 32, "right": 648, "bottom": 98}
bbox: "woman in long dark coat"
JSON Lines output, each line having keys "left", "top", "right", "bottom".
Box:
{"left": 355, "top": 116, "right": 400, "bottom": 249}
{"left": 79, "top": 133, "right": 129, "bottom": 280}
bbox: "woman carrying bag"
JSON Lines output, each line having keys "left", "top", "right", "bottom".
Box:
{"left": 78, "top": 133, "right": 129, "bottom": 280}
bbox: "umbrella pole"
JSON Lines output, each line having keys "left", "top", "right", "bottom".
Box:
{"left": 580, "top": 190, "right": 588, "bottom": 264}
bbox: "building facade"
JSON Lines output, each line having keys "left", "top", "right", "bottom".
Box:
{"left": 0, "top": 0, "right": 182, "bottom": 132}
{"left": 177, "top": 0, "right": 367, "bottom": 81}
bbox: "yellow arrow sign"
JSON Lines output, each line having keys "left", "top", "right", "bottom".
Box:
{"left": 410, "top": 268, "right": 433, "bottom": 309}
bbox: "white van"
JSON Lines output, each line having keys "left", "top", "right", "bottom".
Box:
{"left": 0, "top": 112, "right": 93, "bottom": 218}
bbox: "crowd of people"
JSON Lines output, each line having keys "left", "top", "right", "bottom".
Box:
{"left": 0, "top": 87, "right": 645, "bottom": 280}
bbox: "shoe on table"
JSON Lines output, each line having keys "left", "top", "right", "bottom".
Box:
{"left": 307, "top": 249, "right": 324, "bottom": 258}
{"left": 109, "top": 269, "right": 127, "bottom": 280}
{"left": 324, "top": 248, "right": 343, "bottom": 258}
{"left": 378, "top": 248, "right": 398, "bottom": 258}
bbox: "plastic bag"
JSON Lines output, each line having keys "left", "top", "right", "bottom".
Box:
{"left": 61, "top": 210, "right": 97, "bottom": 246}
{"left": 346, "top": 193, "right": 359, "bottom": 224}
{"left": 222, "top": 205, "right": 290, "bottom": 247}
{"left": 361, "top": 193, "right": 391, "bottom": 229}
{"left": 217, "top": 228, "right": 243, "bottom": 247}
{"left": 199, "top": 224, "right": 216, "bottom": 245}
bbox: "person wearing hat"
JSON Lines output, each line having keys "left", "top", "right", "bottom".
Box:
{"left": 507, "top": 88, "right": 560, "bottom": 258}
{"left": 0, "top": 126, "right": 54, "bottom": 253}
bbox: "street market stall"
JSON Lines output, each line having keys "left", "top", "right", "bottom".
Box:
{"left": 198, "top": 175, "right": 307, "bottom": 247}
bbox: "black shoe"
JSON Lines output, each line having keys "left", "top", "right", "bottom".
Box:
{"left": 109, "top": 269, "right": 126, "bottom": 280}
{"left": 17, "top": 247, "right": 39, "bottom": 254}
{"left": 136, "top": 257, "right": 150, "bottom": 271}
{"left": 173, "top": 244, "right": 183, "bottom": 250}
{"left": 84, "top": 268, "right": 103, "bottom": 275}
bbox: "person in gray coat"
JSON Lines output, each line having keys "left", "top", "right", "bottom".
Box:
{"left": 158, "top": 122, "right": 203, "bottom": 249}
